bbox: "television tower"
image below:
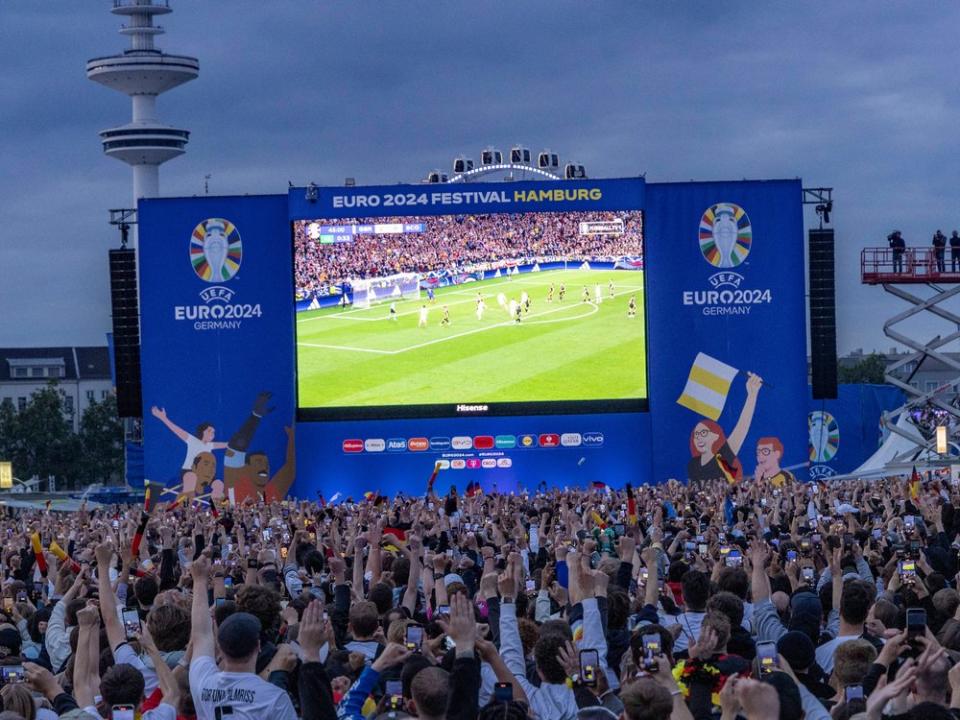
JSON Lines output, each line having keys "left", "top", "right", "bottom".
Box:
{"left": 86, "top": 0, "right": 199, "bottom": 204}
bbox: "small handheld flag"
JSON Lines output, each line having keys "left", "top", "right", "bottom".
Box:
{"left": 677, "top": 352, "right": 738, "bottom": 421}
{"left": 427, "top": 460, "right": 442, "bottom": 494}
{"left": 31, "top": 533, "right": 47, "bottom": 577}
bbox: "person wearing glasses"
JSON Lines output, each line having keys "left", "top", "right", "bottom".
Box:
{"left": 686, "top": 373, "right": 763, "bottom": 485}
{"left": 753, "top": 437, "right": 794, "bottom": 487}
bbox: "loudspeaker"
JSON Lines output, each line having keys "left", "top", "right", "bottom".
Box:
{"left": 809, "top": 229, "right": 838, "bottom": 399}
{"left": 108, "top": 248, "right": 142, "bottom": 417}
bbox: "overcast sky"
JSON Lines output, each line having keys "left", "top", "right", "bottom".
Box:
{"left": 2, "top": 1, "right": 959, "bottom": 355}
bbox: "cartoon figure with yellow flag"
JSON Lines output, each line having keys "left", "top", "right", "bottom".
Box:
{"left": 677, "top": 352, "right": 763, "bottom": 485}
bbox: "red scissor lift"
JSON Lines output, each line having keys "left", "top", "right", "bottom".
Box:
{"left": 861, "top": 247, "right": 960, "bottom": 463}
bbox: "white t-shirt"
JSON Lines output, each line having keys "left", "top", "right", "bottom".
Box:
{"left": 815, "top": 633, "right": 872, "bottom": 675}
{"left": 182, "top": 435, "right": 215, "bottom": 470}
{"left": 189, "top": 655, "right": 297, "bottom": 720}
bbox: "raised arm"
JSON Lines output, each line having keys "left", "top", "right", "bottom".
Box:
{"left": 728, "top": 373, "right": 763, "bottom": 456}
{"left": 74, "top": 605, "right": 101, "bottom": 709}
{"left": 190, "top": 556, "right": 215, "bottom": 659}
{"left": 141, "top": 624, "right": 182, "bottom": 712}
{"left": 270, "top": 426, "right": 297, "bottom": 498}
{"left": 402, "top": 534, "right": 422, "bottom": 616}
{"left": 150, "top": 406, "right": 190, "bottom": 443}
{"left": 95, "top": 543, "right": 126, "bottom": 651}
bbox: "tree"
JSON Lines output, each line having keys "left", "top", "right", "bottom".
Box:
{"left": 838, "top": 353, "right": 887, "bottom": 385}
{"left": 77, "top": 395, "right": 124, "bottom": 485}
{"left": 0, "top": 398, "right": 21, "bottom": 472}
{"left": 12, "top": 383, "right": 79, "bottom": 487}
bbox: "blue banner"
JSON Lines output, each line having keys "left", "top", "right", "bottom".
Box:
{"left": 644, "top": 180, "right": 809, "bottom": 484}
{"left": 807, "top": 383, "right": 905, "bottom": 479}
{"left": 139, "top": 195, "right": 295, "bottom": 504}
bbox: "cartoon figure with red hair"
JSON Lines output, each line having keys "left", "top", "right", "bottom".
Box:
{"left": 755, "top": 436, "right": 793, "bottom": 486}
{"left": 687, "top": 373, "right": 763, "bottom": 484}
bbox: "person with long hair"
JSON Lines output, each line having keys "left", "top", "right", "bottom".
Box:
{"left": 686, "top": 373, "right": 762, "bottom": 484}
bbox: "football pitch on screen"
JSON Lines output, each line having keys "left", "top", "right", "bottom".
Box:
{"left": 296, "top": 269, "right": 646, "bottom": 408}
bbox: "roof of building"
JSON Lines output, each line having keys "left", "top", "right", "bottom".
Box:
{"left": 0, "top": 347, "right": 111, "bottom": 382}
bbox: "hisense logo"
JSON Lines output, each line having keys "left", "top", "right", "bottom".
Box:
{"left": 456, "top": 404, "right": 489, "bottom": 413}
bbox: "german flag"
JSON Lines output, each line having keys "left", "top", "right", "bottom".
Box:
{"left": 131, "top": 512, "right": 149, "bottom": 557}
{"left": 465, "top": 481, "right": 482, "bottom": 498}
{"left": 909, "top": 466, "right": 921, "bottom": 501}
{"left": 49, "top": 541, "right": 81, "bottom": 573}
{"left": 590, "top": 510, "right": 607, "bottom": 530}
{"left": 31, "top": 533, "right": 47, "bottom": 577}
{"left": 717, "top": 453, "right": 739, "bottom": 485}
{"left": 626, "top": 483, "right": 638, "bottom": 525}
{"left": 143, "top": 481, "right": 165, "bottom": 514}
{"left": 592, "top": 480, "right": 607, "bottom": 491}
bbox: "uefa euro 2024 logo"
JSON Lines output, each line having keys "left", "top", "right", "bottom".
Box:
{"left": 190, "top": 218, "right": 242, "bottom": 283}
{"left": 175, "top": 218, "right": 261, "bottom": 330}
{"left": 699, "top": 203, "right": 752, "bottom": 269}
{"left": 682, "top": 202, "right": 771, "bottom": 316}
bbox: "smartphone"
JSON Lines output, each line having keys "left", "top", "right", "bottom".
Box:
{"left": 614, "top": 523, "right": 625, "bottom": 536}
{"left": 580, "top": 649, "right": 600, "bottom": 687}
{"left": 525, "top": 579, "right": 536, "bottom": 593}
{"left": 2, "top": 598, "right": 12, "bottom": 612}
{"left": 385, "top": 679, "right": 402, "bottom": 701}
{"left": 247, "top": 558, "right": 258, "bottom": 570}
{"left": 263, "top": 528, "right": 272, "bottom": 541}
{"left": 112, "top": 705, "right": 135, "bottom": 720}
{"left": 0, "top": 665, "right": 23, "bottom": 684}
{"left": 494, "top": 682, "right": 513, "bottom": 703}
{"left": 15, "top": 591, "right": 26, "bottom": 603}
{"left": 642, "top": 633, "right": 661, "bottom": 672}
{"left": 907, "top": 608, "right": 926, "bottom": 639}
{"left": 756, "top": 641, "right": 778, "bottom": 675}
{"left": 872, "top": 528, "right": 882, "bottom": 540}
{"left": 405, "top": 625, "right": 424, "bottom": 652}
{"left": 845, "top": 685, "right": 864, "bottom": 703}
{"left": 280, "top": 547, "right": 288, "bottom": 559}
{"left": 905, "top": 515, "right": 915, "bottom": 531}
{"left": 725, "top": 550, "right": 743, "bottom": 567}
{"left": 786, "top": 550, "right": 798, "bottom": 562}
{"left": 698, "top": 543, "right": 709, "bottom": 558}
{"left": 215, "top": 597, "right": 226, "bottom": 608}
{"left": 899, "top": 560, "right": 917, "bottom": 584}
{"left": 802, "top": 567, "right": 815, "bottom": 583}
{"left": 121, "top": 609, "right": 141, "bottom": 640}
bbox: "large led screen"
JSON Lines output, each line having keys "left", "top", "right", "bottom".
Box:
{"left": 294, "top": 210, "right": 646, "bottom": 419}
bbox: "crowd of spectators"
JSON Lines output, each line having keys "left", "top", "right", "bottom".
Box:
{"left": 294, "top": 212, "right": 644, "bottom": 297}
{"left": 908, "top": 401, "right": 959, "bottom": 441}
{"left": 4, "top": 475, "right": 960, "bottom": 720}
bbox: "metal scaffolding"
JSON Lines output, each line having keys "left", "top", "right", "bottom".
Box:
{"left": 862, "top": 247, "right": 960, "bottom": 463}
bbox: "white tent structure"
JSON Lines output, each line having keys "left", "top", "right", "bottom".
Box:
{"left": 833, "top": 412, "right": 955, "bottom": 480}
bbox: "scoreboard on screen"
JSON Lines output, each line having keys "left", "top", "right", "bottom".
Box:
{"left": 306, "top": 222, "right": 426, "bottom": 244}
{"left": 137, "top": 176, "right": 808, "bottom": 498}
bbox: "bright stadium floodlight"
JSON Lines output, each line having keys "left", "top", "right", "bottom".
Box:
{"left": 0, "top": 461, "right": 12, "bottom": 489}
{"left": 937, "top": 425, "right": 948, "bottom": 454}
{"left": 306, "top": 183, "right": 318, "bottom": 202}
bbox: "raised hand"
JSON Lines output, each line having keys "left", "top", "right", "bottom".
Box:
{"left": 446, "top": 592, "right": 477, "bottom": 653}
{"left": 371, "top": 642, "right": 412, "bottom": 672}
{"left": 299, "top": 600, "right": 326, "bottom": 663}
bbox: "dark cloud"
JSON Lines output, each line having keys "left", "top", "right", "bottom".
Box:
{"left": 2, "top": 1, "right": 959, "bottom": 353}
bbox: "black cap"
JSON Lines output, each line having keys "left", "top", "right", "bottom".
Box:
{"left": 217, "top": 612, "right": 261, "bottom": 660}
